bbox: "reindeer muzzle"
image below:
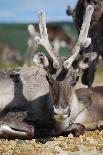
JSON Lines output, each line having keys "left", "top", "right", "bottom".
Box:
{"left": 53, "top": 106, "right": 70, "bottom": 121}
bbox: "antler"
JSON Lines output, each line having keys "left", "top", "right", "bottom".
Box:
{"left": 28, "top": 11, "right": 59, "bottom": 69}
{"left": 63, "top": 5, "right": 94, "bottom": 70}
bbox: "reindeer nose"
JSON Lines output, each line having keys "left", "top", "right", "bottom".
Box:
{"left": 53, "top": 106, "right": 71, "bottom": 121}
{"left": 53, "top": 106, "right": 70, "bottom": 116}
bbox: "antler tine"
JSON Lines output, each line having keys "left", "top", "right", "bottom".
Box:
{"left": 63, "top": 5, "right": 94, "bottom": 70}
{"left": 28, "top": 24, "right": 35, "bottom": 38}
{"left": 38, "top": 11, "right": 48, "bottom": 40}
{"left": 38, "top": 10, "right": 60, "bottom": 69}
{"left": 28, "top": 10, "right": 60, "bottom": 69}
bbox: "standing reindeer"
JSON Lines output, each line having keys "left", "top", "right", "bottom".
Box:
{"left": 67, "top": 0, "right": 103, "bottom": 87}
{"left": 0, "top": 5, "right": 103, "bottom": 139}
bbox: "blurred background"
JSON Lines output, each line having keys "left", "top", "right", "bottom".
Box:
{"left": 0, "top": 0, "right": 102, "bottom": 84}
{"left": 0, "top": 0, "right": 78, "bottom": 68}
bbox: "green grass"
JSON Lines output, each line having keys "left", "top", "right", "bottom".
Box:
{"left": 0, "top": 22, "right": 77, "bottom": 69}
{"left": 0, "top": 62, "right": 20, "bottom": 69}
{"left": 0, "top": 24, "right": 29, "bottom": 55}
{"left": 95, "top": 61, "right": 103, "bottom": 83}
{"left": 0, "top": 22, "right": 77, "bottom": 55}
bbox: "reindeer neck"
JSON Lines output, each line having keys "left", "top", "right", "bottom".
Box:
{"left": 55, "top": 91, "right": 79, "bottom": 132}
{"left": 70, "top": 91, "right": 79, "bottom": 117}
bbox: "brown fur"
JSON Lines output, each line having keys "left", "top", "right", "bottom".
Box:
{"left": 66, "top": 0, "right": 103, "bottom": 87}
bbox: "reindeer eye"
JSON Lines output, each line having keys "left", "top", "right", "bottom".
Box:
{"left": 87, "top": 0, "right": 98, "bottom": 5}
{"left": 83, "top": 57, "right": 89, "bottom": 64}
{"left": 69, "top": 74, "right": 80, "bottom": 86}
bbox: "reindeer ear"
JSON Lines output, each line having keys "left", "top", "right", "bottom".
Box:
{"left": 79, "top": 52, "right": 97, "bottom": 69}
{"left": 33, "top": 52, "right": 49, "bottom": 68}
{"left": 66, "top": 5, "right": 73, "bottom": 16}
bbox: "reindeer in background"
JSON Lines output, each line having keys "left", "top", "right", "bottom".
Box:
{"left": 0, "top": 5, "right": 103, "bottom": 139}
{"left": 25, "top": 23, "right": 74, "bottom": 66}
{"left": 66, "top": 0, "right": 103, "bottom": 87}
{"left": 0, "top": 43, "right": 22, "bottom": 66}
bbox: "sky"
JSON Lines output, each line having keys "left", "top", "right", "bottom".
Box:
{"left": 0, "top": 0, "right": 77, "bottom": 23}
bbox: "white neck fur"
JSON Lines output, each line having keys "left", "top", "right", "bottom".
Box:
{"left": 56, "top": 93, "right": 79, "bottom": 131}
{"left": 70, "top": 93, "right": 79, "bottom": 117}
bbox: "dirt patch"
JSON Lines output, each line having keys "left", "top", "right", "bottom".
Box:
{"left": 0, "top": 130, "right": 103, "bottom": 155}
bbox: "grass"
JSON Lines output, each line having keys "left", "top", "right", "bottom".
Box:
{"left": 0, "top": 22, "right": 77, "bottom": 69}
{"left": 95, "top": 61, "right": 103, "bottom": 84}
{"left": 0, "top": 24, "right": 29, "bottom": 55}
{"left": 0, "top": 62, "right": 20, "bottom": 69}
{"left": 0, "top": 22, "right": 76, "bottom": 55}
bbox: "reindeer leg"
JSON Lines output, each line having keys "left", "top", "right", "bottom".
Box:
{"left": 0, "top": 124, "right": 34, "bottom": 139}
{"left": 0, "top": 112, "right": 35, "bottom": 139}
{"left": 62, "top": 123, "right": 85, "bottom": 137}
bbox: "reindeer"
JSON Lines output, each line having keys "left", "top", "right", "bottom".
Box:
{"left": 25, "top": 24, "right": 73, "bottom": 66}
{"left": 66, "top": 0, "right": 103, "bottom": 87}
{"left": 0, "top": 43, "right": 22, "bottom": 66}
{"left": 29, "top": 6, "right": 103, "bottom": 136}
{"left": 0, "top": 5, "right": 103, "bottom": 139}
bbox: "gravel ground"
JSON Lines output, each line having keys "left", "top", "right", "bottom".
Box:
{"left": 0, "top": 130, "right": 103, "bottom": 155}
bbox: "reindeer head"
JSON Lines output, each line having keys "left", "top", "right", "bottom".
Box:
{"left": 81, "top": 0, "right": 103, "bottom": 23}
{"left": 28, "top": 6, "right": 96, "bottom": 122}
{"left": 67, "top": 0, "right": 103, "bottom": 31}
{"left": 85, "top": 0, "right": 103, "bottom": 24}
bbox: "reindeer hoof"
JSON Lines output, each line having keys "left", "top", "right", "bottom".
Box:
{"left": 70, "top": 123, "right": 85, "bottom": 137}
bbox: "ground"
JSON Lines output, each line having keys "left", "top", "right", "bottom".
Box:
{"left": 0, "top": 130, "right": 103, "bottom": 155}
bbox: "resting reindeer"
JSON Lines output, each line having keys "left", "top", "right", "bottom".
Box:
{"left": 0, "top": 5, "right": 103, "bottom": 139}
{"left": 66, "top": 0, "right": 103, "bottom": 87}
{"left": 29, "top": 6, "right": 103, "bottom": 136}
